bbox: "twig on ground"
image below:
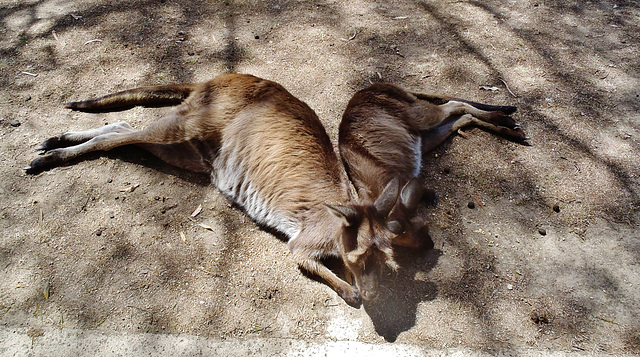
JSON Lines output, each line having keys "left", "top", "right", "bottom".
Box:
{"left": 499, "top": 78, "right": 518, "bottom": 97}
{"left": 84, "top": 39, "right": 103, "bottom": 46}
{"left": 94, "top": 315, "right": 109, "bottom": 327}
{"left": 342, "top": 30, "right": 357, "bottom": 41}
{"left": 473, "top": 194, "right": 484, "bottom": 209}
{"left": 595, "top": 315, "right": 619, "bottom": 325}
{"left": 191, "top": 204, "right": 203, "bottom": 217}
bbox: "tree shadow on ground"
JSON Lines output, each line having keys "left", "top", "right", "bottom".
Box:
{"left": 3, "top": 0, "right": 640, "bottom": 351}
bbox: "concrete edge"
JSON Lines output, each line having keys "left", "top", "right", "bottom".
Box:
{"left": 0, "top": 325, "right": 626, "bottom": 357}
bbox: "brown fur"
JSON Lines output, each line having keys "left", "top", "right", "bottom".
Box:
{"left": 339, "top": 82, "right": 528, "bottom": 248}
{"left": 27, "top": 74, "right": 409, "bottom": 306}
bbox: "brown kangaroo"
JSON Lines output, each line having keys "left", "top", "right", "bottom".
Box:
{"left": 339, "top": 82, "right": 528, "bottom": 248}
{"left": 26, "top": 74, "right": 413, "bottom": 306}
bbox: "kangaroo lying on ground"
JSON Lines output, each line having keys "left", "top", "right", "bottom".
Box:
{"left": 26, "top": 73, "right": 427, "bottom": 306}
{"left": 339, "top": 82, "right": 528, "bottom": 248}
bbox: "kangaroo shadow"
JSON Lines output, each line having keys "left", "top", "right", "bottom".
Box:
{"left": 363, "top": 247, "right": 441, "bottom": 342}
{"left": 25, "top": 144, "right": 211, "bottom": 187}
{"left": 105, "top": 145, "right": 211, "bottom": 185}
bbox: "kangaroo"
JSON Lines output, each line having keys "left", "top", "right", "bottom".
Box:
{"left": 339, "top": 82, "right": 528, "bottom": 248}
{"left": 26, "top": 74, "right": 410, "bottom": 306}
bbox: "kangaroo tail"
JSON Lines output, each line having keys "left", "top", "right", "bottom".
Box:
{"left": 414, "top": 93, "right": 517, "bottom": 115}
{"left": 65, "top": 83, "right": 199, "bottom": 112}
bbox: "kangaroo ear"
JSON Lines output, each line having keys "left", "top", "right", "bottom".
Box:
{"left": 374, "top": 177, "right": 400, "bottom": 217}
{"left": 325, "top": 203, "right": 360, "bottom": 227}
{"left": 386, "top": 220, "right": 405, "bottom": 234}
{"left": 400, "top": 178, "right": 423, "bottom": 212}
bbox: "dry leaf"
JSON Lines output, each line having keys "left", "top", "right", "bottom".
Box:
{"left": 27, "top": 328, "right": 44, "bottom": 338}
{"left": 198, "top": 223, "right": 214, "bottom": 231}
{"left": 120, "top": 183, "right": 140, "bottom": 193}
{"left": 191, "top": 204, "right": 203, "bottom": 217}
{"left": 43, "top": 281, "right": 50, "bottom": 299}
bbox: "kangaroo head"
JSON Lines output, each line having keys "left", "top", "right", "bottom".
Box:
{"left": 325, "top": 178, "right": 402, "bottom": 301}
{"left": 386, "top": 178, "right": 433, "bottom": 250}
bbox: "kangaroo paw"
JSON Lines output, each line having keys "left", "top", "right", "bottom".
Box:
{"left": 24, "top": 150, "right": 63, "bottom": 174}
{"left": 506, "top": 127, "right": 530, "bottom": 141}
{"left": 499, "top": 105, "right": 517, "bottom": 115}
{"left": 489, "top": 113, "right": 518, "bottom": 129}
{"left": 34, "top": 134, "right": 81, "bottom": 152}
{"left": 35, "top": 136, "right": 63, "bottom": 152}
{"left": 338, "top": 285, "right": 362, "bottom": 307}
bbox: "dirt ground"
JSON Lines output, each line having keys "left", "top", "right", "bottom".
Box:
{"left": 1, "top": 0, "right": 639, "bottom": 354}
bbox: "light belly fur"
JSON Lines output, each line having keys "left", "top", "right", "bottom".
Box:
{"left": 210, "top": 144, "right": 301, "bottom": 240}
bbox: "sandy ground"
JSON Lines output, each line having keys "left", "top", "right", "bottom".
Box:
{"left": 1, "top": 0, "right": 639, "bottom": 354}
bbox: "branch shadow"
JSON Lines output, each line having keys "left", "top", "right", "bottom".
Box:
{"left": 3, "top": 0, "right": 640, "bottom": 350}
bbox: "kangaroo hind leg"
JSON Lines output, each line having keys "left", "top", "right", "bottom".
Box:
{"left": 438, "top": 101, "right": 518, "bottom": 129}
{"left": 35, "top": 122, "right": 135, "bottom": 152}
{"left": 421, "top": 114, "right": 528, "bottom": 152}
{"left": 27, "top": 108, "right": 215, "bottom": 174}
{"left": 26, "top": 122, "right": 147, "bottom": 174}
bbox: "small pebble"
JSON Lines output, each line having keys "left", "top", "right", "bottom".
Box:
{"left": 467, "top": 201, "right": 475, "bottom": 209}
{"left": 95, "top": 229, "right": 103, "bottom": 236}
{"left": 254, "top": 35, "right": 260, "bottom": 39}
{"left": 553, "top": 204, "right": 560, "bottom": 213}
{"left": 10, "top": 120, "right": 21, "bottom": 127}
{"left": 538, "top": 228, "right": 547, "bottom": 236}
{"left": 443, "top": 167, "right": 451, "bottom": 174}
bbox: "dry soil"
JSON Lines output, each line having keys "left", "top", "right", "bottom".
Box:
{"left": 1, "top": 0, "right": 639, "bottom": 354}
